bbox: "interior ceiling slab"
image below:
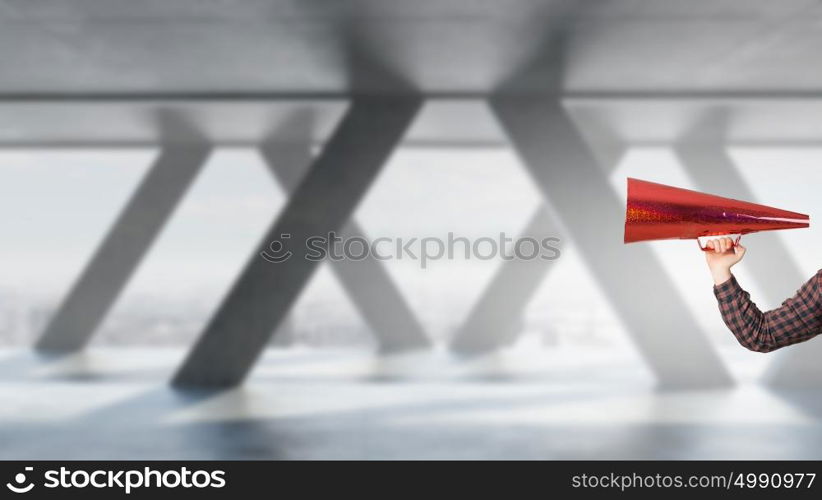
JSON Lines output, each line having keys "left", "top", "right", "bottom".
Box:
{"left": 2, "top": 0, "right": 822, "bottom": 144}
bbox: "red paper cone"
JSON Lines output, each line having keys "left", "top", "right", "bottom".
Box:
{"left": 624, "top": 178, "right": 809, "bottom": 246}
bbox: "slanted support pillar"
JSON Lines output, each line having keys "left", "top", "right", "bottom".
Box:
{"left": 489, "top": 94, "right": 733, "bottom": 388}
{"left": 36, "top": 117, "right": 211, "bottom": 353}
{"left": 173, "top": 95, "right": 423, "bottom": 388}
{"left": 672, "top": 110, "right": 822, "bottom": 388}
{"left": 259, "top": 113, "right": 429, "bottom": 352}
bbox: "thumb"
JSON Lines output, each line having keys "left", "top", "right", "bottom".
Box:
{"left": 734, "top": 244, "right": 747, "bottom": 259}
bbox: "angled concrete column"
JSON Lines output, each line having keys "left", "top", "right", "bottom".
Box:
{"left": 447, "top": 3, "right": 630, "bottom": 357}
{"left": 36, "top": 117, "right": 211, "bottom": 353}
{"left": 673, "top": 110, "right": 822, "bottom": 387}
{"left": 450, "top": 115, "right": 625, "bottom": 354}
{"left": 258, "top": 112, "right": 316, "bottom": 349}
{"left": 490, "top": 95, "right": 733, "bottom": 388}
{"left": 572, "top": 110, "right": 627, "bottom": 174}
{"left": 173, "top": 95, "right": 423, "bottom": 388}
{"left": 674, "top": 111, "right": 807, "bottom": 302}
{"left": 269, "top": 315, "right": 296, "bottom": 347}
{"left": 260, "top": 113, "right": 429, "bottom": 352}
{"left": 328, "top": 238, "right": 429, "bottom": 351}
{"left": 450, "top": 205, "right": 561, "bottom": 354}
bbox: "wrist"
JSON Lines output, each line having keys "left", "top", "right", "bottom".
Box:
{"left": 710, "top": 267, "right": 733, "bottom": 286}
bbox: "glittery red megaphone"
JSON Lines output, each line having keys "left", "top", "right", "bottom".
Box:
{"left": 624, "top": 178, "right": 809, "bottom": 250}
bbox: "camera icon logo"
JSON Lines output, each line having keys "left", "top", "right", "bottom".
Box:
{"left": 6, "top": 467, "right": 35, "bottom": 494}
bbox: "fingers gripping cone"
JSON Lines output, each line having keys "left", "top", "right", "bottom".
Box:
{"left": 624, "top": 178, "right": 809, "bottom": 250}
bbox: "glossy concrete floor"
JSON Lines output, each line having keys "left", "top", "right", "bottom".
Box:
{"left": 1, "top": 346, "right": 822, "bottom": 460}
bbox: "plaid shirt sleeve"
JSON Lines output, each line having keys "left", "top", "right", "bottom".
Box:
{"left": 713, "top": 270, "right": 822, "bottom": 352}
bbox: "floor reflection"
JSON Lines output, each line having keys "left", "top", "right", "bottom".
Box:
{"left": 0, "top": 347, "right": 821, "bottom": 459}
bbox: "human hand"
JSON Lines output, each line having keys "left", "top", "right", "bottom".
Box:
{"left": 704, "top": 237, "right": 746, "bottom": 285}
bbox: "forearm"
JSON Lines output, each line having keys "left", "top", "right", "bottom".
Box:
{"left": 714, "top": 275, "right": 776, "bottom": 352}
{"left": 714, "top": 272, "right": 822, "bottom": 352}
{"left": 710, "top": 268, "right": 733, "bottom": 287}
